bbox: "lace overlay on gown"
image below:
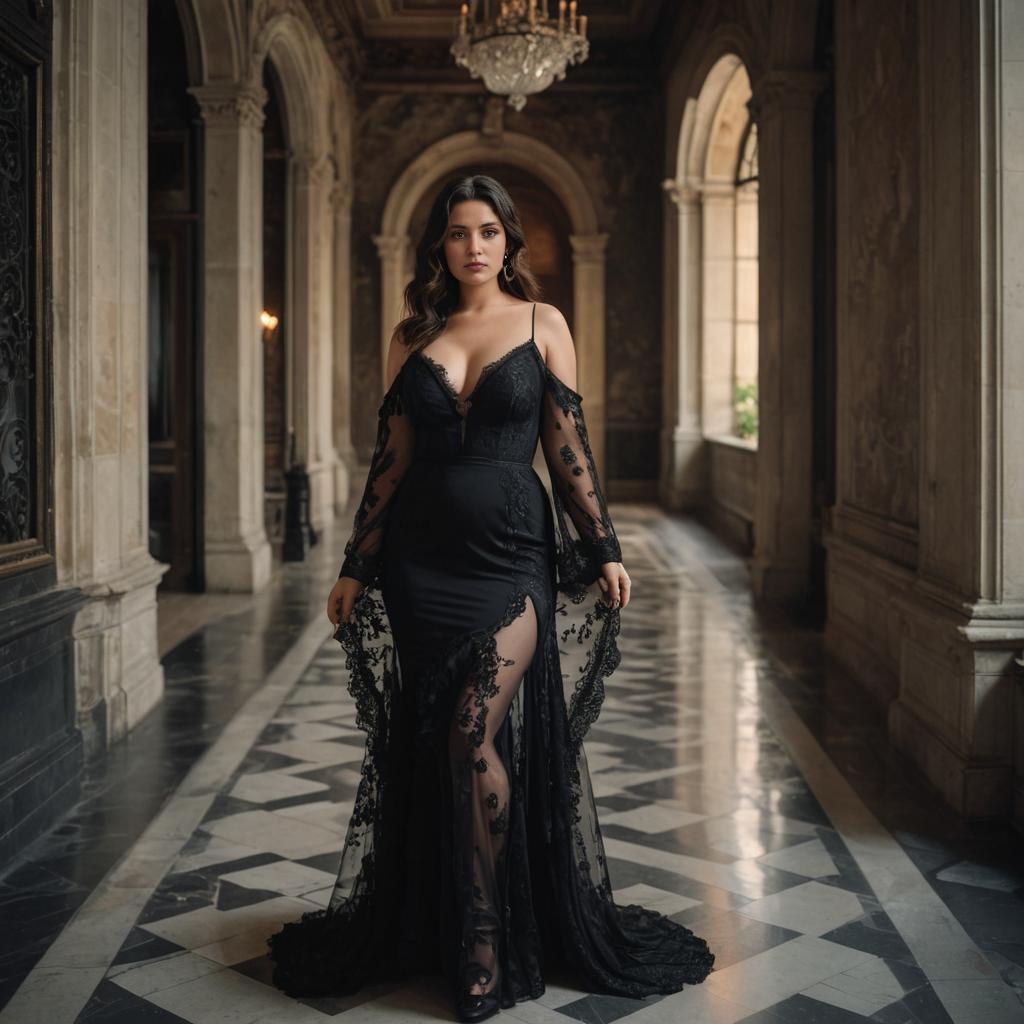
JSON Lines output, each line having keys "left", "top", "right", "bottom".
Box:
{"left": 266, "top": 304, "right": 714, "bottom": 1007}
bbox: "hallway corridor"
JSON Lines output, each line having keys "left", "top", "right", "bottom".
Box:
{"left": 1, "top": 510, "right": 1021, "bottom": 1024}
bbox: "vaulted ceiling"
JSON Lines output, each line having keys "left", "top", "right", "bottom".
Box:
{"left": 305, "top": 0, "right": 692, "bottom": 87}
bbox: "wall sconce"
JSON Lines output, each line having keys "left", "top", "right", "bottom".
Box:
{"left": 260, "top": 310, "right": 279, "bottom": 340}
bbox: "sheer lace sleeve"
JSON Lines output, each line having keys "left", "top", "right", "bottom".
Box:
{"left": 338, "top": 367, "right": 415, "bottom": 586}
{"left": 538, "top": 362, "right": 622, "bottom": 593}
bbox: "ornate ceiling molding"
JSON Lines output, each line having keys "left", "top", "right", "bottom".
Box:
{"left": 344, "top": 0, "right": 660, "bottom": 41}
{"left": 301, "top": 0, "right": 679, "bottom": 88}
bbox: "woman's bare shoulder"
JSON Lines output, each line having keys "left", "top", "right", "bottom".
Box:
{"left": 384, "top": 326, "right": 415, "bottom": 391}
{"left": 532, "top": 302, "right": 577, "bottom": 390}
{"left": 532, "top": 302, "right": 572, "bottom": 360}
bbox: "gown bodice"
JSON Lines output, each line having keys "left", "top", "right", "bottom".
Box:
{"left": 402, "top": 338, "right": 545, "bottom": 465}
{"left": 338, "top": 306, "right": 622, "bottom": 593}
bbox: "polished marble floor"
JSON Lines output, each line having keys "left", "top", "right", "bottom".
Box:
{"left": 1, "top": 509, "right": 1022, "bottom": 1024}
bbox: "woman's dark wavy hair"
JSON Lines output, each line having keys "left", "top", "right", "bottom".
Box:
{"left": 395, "top": 175, "right": 542, "bottom": 352}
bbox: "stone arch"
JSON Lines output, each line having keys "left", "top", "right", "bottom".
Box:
{"left": 252, "top": 6, "right": 342, "bottom": 531}
{"left": 181, "top": 0, "right": 350, "bottom": 588}
{"left": 377, "top": 131, "right": 610, "bottom": 471}
{"left": 665, "top": 53, "right": 759, "bottom": 550}
{"left": 661, "top": 3, "right": 827, "bottom": 601}
{"left": 179, "top": 0, "right": 245, "bottom": 83}
{"left": 255, "top": 11, "right": 331, "bottom": 158}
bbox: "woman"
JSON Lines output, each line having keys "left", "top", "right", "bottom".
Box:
{"left": 266, "top": 175, "right": 714, "bottom": 1022}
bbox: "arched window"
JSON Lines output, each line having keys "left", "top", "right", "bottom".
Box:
{"left": 732, "top": 119, "right": 758, "bottom": 443}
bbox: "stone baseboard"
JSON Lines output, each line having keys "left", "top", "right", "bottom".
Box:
{"left": 889, "top": 698, "right": 1013, "bottom": 819}
{"left": 205, "top": 531, "right": 272, "bottom": 592}
{"left": 74, "top": 554, "right": 168, "bottom": 756}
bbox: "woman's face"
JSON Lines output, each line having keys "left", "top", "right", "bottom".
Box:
{"left": 443, "top": 199, "right": 508, "bottom": 287}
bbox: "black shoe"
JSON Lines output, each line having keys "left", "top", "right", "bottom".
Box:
{"left": 455, "top": 964, "right": 499, "bottom": 1022}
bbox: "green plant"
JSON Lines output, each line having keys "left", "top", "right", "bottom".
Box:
{"left": 734, "top": 381, "right": 758, "bottom": 440}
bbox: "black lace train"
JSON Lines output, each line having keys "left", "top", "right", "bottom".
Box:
{"left": 266, "top": 304, "right": 714, "bottom": 1009}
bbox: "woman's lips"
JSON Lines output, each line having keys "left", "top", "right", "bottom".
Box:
{"left": 465, "top": 262, "right": 486, "bottom": 268}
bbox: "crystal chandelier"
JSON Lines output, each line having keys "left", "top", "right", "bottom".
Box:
{"left": 450, "top": 0, "right": 589, "bottom": 112}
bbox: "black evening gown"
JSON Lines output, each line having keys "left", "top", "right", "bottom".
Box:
{"left": 266, "top": 303, "right": 714, "bottom": 1009}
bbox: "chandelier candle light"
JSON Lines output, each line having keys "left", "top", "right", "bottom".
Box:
{"left": 451, "top": 0, "right": 589, "bottom": 111}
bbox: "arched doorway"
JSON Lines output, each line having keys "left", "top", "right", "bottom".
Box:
{"left": 147, "top": 0, "right": 203, "bottom": 591}
{"left": 262, "top": 58, "right": 290, "bottom": 554}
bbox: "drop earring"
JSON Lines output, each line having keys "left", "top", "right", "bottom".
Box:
{"left": 502, "top": 250, "right": 516, "bottom": 282}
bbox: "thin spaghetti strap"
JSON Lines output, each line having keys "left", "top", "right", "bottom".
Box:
{"left": 531, "top": 302, "right": 536, "bottom": 340}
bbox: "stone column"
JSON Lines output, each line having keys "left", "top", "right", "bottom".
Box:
{"left": 660, "top": 180, "right": 706, "bottom": 510}
{"left": 569, "top": 233, "right": 609, "bottom": 479}
{"left": 373, "top": 232, "right": 411, "bottom": 384}
{"left": 331, "top": 180, "right": 355, "bottom": 516}
{"left": 289, "top": 151, "right": 339, "bottom": 532}
{"left": 748, "top": 70, "right": 827, "bottom": 600}
{"left": 188, "top": 83, "right": 272, "bottom": 592}
{"left": 51, "top": 0, "right": 167, "bottom": 754}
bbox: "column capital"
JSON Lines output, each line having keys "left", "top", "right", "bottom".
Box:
{"left": 569, "top": 233, "right": 609, "bottom": 262}
{"left": 330, "top": 180, "right": 353, "bottom": 213}
{"left": 748, "top": 69, "right": 829, "bottom": 122}
{"left": 373, "top": 232, "right": 409, "bottom": 260}
{"left": 188, "top": 83, "right": 267, "bottom": 130}
{"left": 661, "top": 178, "right": 700, "bottom": 206}
{"left": 292, "top": 150, "right": 334, "bottom": 186}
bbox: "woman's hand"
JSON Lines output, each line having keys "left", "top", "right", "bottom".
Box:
{"left": 328, "top": 575, "right": 365, "bottom": 627}
{"left": 597, "top": 562, "right": 631, "bottom": 609}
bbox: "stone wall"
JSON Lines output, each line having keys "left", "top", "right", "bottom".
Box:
{"left": 827, "top": 0, "right": 922, "bottom": 702}
{"left": 826, "top": 0, "right": 1024, "bottom": 823}
{"left": 836, "top": 1, "right": 920, "bottom": 544}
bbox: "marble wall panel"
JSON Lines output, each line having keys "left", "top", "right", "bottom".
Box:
{"left": 837, "top": 1, "right": 920, "bottom": 530}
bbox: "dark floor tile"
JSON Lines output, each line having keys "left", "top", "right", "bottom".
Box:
{"left": 110, "top": 927, "right": 186, "bottom": 967}
{"left": 215, "top": 879, "right": 283, "bottom": 911}
{"left": 200, "top": 793, "right": 261, "bottom": 822}
{"left": 672, "top": 908, "right": 798, "bottom": 970}
{"left": 737, "top": 992, "right": 868, "bottom": 1022}
{"left": 820, "top": 913, "right": 916, "bottom": 964}
{"left": 871, "top": 982, "right": 955, "bottom": 1024}
{"left": 296, "top": 851, "right": 343, "bottom": 874}
{"left": 554, "top": 991, "right": 661, "bottom": 1024}
{"left": 603, "top": 857, "right": 747, "bottom": 914}
{"left": 75, "top": 978, "right": 191, "bottom": 1022}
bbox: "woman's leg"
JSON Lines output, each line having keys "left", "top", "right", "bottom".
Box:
{"left": 448, "top": 594, "right": 538, "bottom": 1000}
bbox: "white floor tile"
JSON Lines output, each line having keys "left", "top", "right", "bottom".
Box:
{"left": 200, "top": 809, "right": 343, "bottom": 860}
{"left": 622, "top": 984, "right": 754, "bottom": 1023}
{"left": 139, "top": 895, "right": 319, "bottom": 953}
{"left": 931, "top": 978, "right": 1024, "bottom": 1023}
{"left": 220, "top": 859, "right": 337, "bottom": 898}
{"left": 802, "top": 955, "right": 905, "bottom": 1015}
{"left": 601, "top": 803, "right": 706, "bottom": 833}
{"left": 173, "top": 836, "right": 266, "bottom": 874}
{"left": 107, "top": 951, "right": 226, "bottom": 997}
{"left": 254, "top": 739, "right": 366, "bottom": 766}
{"left": 703, "top": 935, "right": 873, "bottom": 1013}
{"left": 734, "top": 880, "right": 864, "bottom": 935}
{"left": 756, "top": 838, "right": 838, "bottom": 878}
{"left": 935, "top": 861, "right": 1024, "bottom": 893}
{"left": 273, "top": 702, "right": 351, "bottom": 723}
{"left": 613, "top": 882, "right": 702, "bottom": 916}
{"left": 229, "top": 771, "right": 327, "bottom": 805}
